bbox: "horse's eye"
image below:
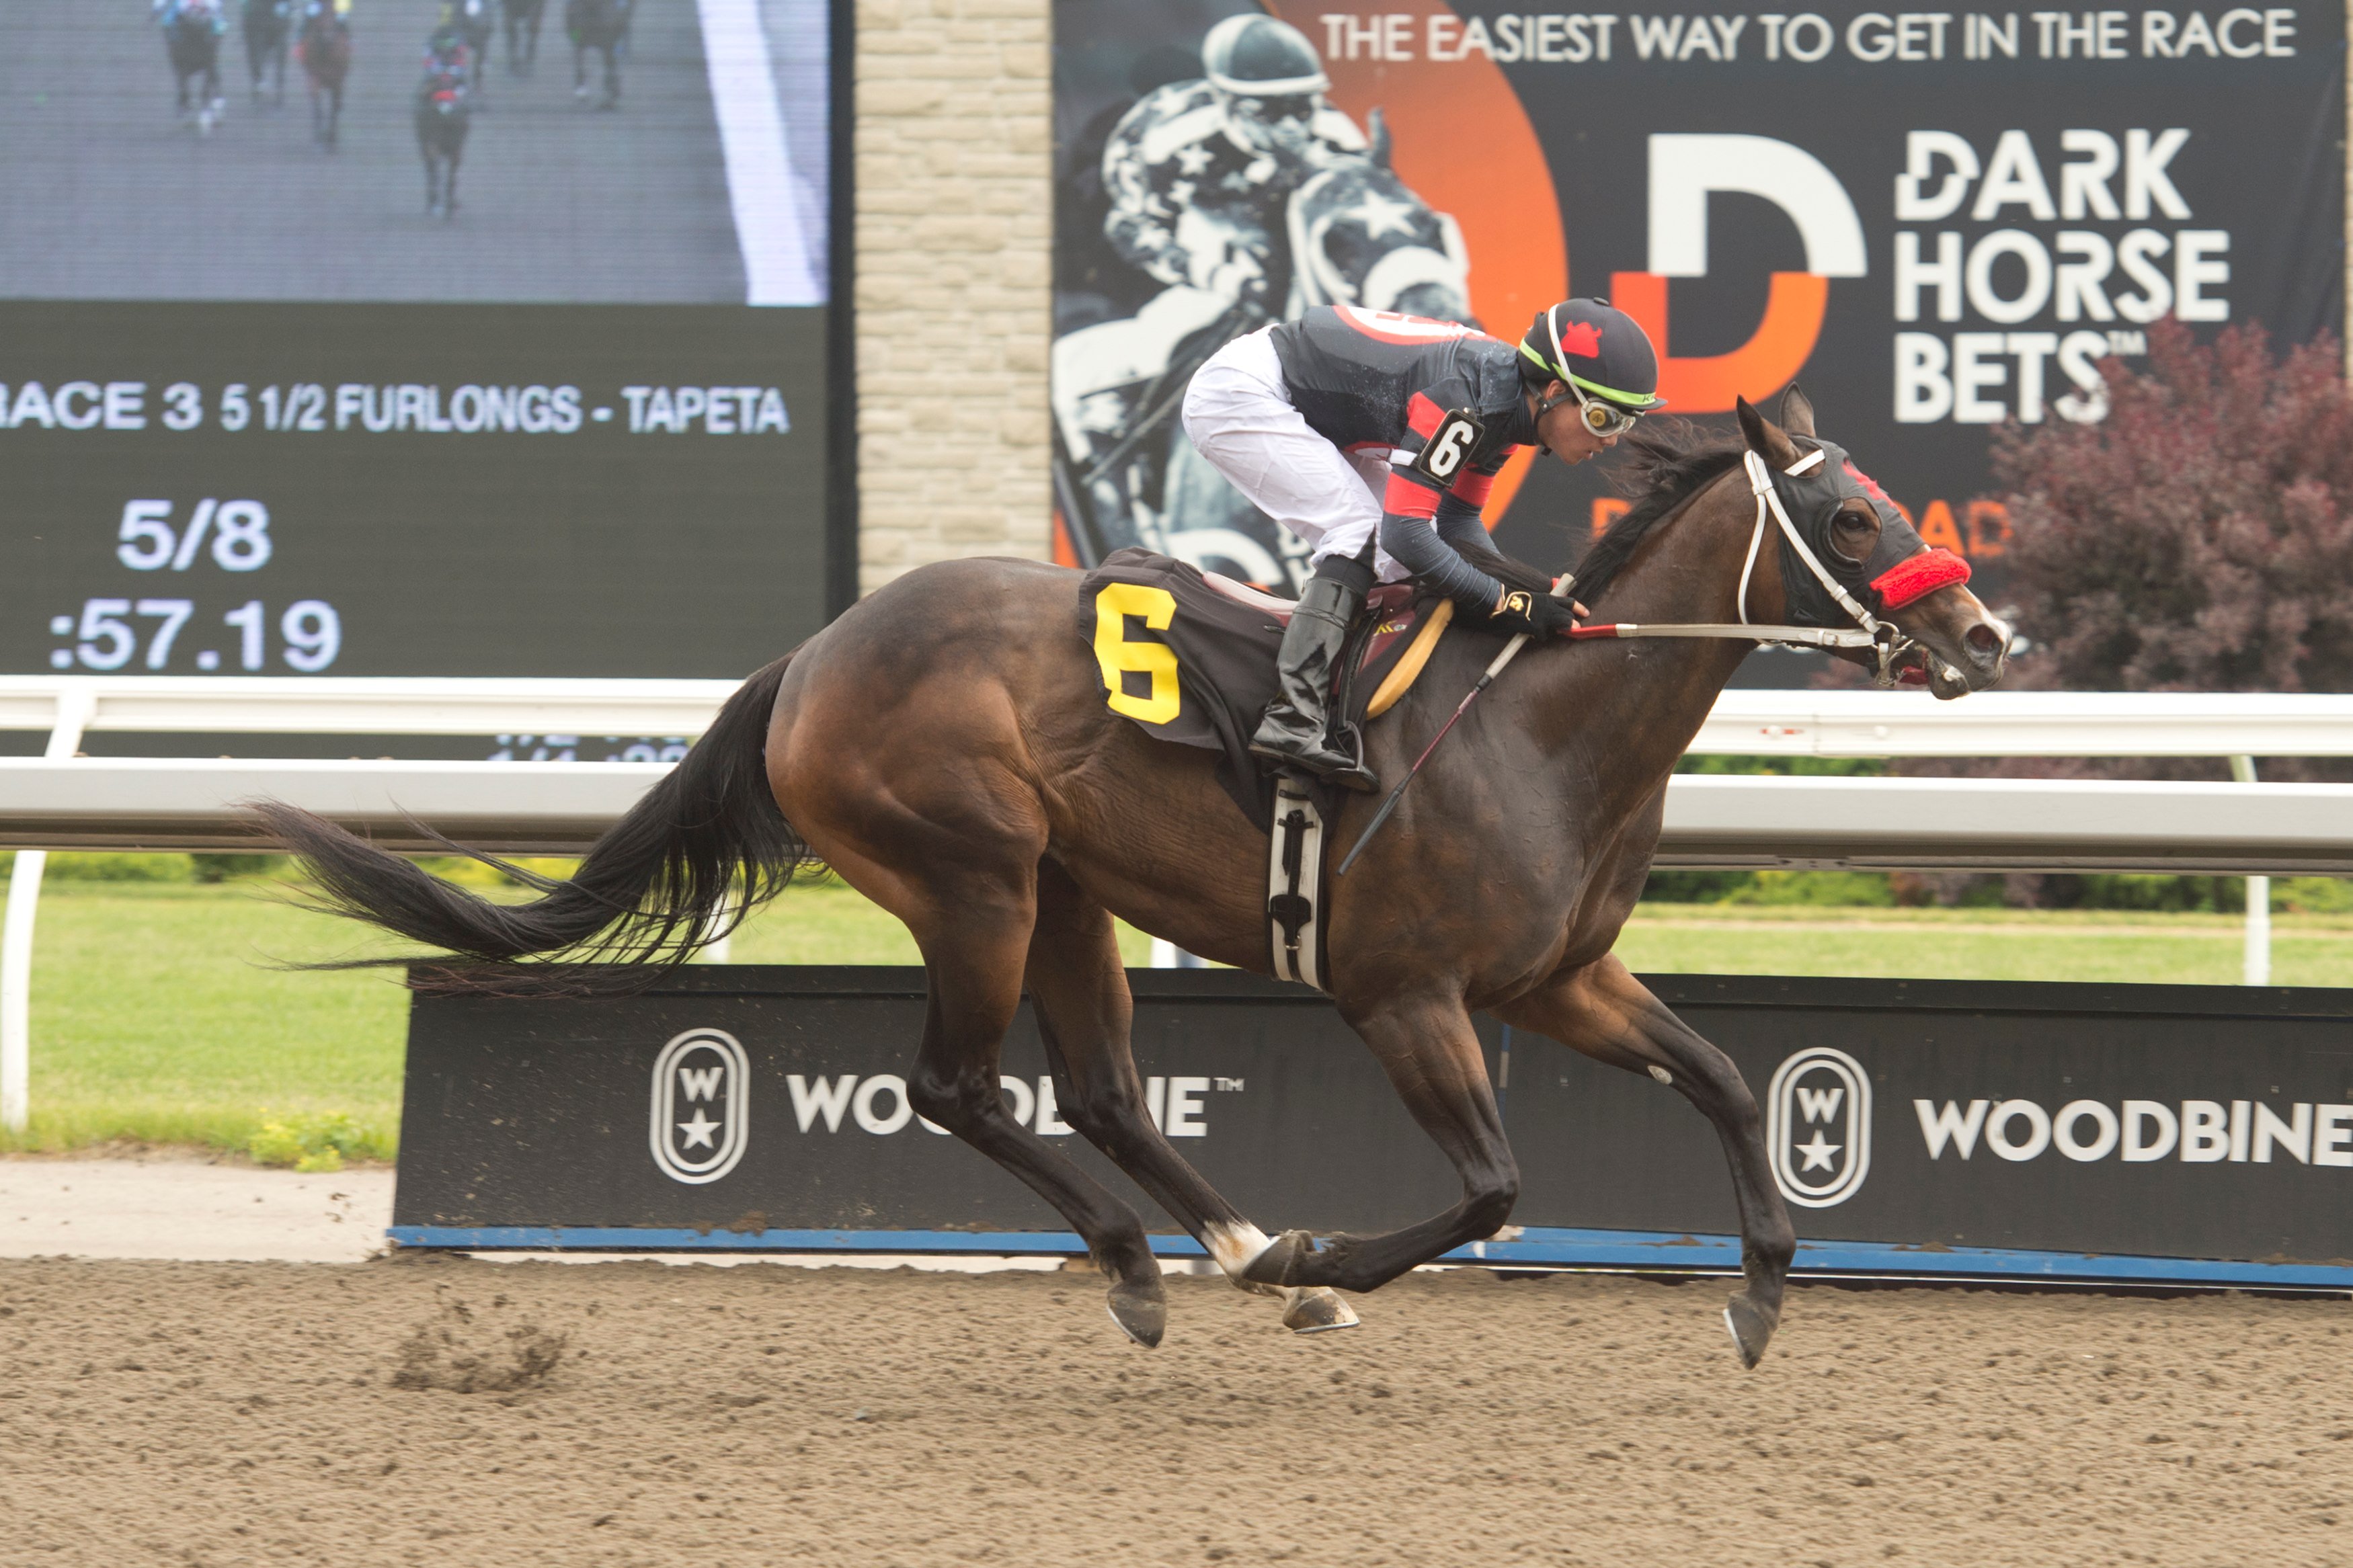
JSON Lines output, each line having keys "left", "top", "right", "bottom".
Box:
{"left": 1830, "top": 507, "right": 1876, "bottom": 562}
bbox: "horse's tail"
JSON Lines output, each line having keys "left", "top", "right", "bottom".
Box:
{"left": 249, "top": 652, "right": 806, "bottom": 991}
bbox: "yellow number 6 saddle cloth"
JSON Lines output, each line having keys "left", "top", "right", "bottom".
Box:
{"left": 1075, "top": 546, "right": 1451, "bottom": 833}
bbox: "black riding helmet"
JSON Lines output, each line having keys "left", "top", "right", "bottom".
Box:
{"left": 1201, "top": 13, "right": 1330, "bottom": 97}
{"left": 1519, "top": 299, "right": 1665, "bottom": 437}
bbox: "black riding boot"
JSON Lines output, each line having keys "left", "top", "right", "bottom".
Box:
{"left": 1250, "top": 571, "right": 1379, "bottom": 792}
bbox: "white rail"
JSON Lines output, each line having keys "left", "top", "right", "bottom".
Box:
{"left": 1691, "top": 690, "right": 2353, "bottom": 756}
{"left": 1, "top": 679, "right": 2346, "bottom": 1134}
{"left": 1, "top": 678, "right": 2344, "bottom": 755}
{"left": 0, "top": 675, "right": 736, "bottom": 739}
{"left": 0, "top": 757, "right": 2337, "bottom": 871}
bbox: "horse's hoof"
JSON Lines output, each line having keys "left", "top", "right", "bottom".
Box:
{"left": 1723, "top": 1295, "right": 1777, "bottom": 1370}
{"left": 1281, "top": 1286, "right": 1359, "bottom": 1334}
{"left": 1105, "top": 1280, "right": 1166, "bottom": 1349}
{"left": 1240, "top": 1229, "right": 1317, "bottom": 1288}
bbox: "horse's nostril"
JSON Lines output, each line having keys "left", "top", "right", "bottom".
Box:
{"left": 1965, "top": 622, "right": 2007, "bottom": 661}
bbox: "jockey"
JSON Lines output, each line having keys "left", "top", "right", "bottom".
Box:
{"left": 1181, "top": 299, "right": 1664, "bottom": 789}
{"left": 1100, "top": 14, "right": 1363, "bottom": 311}
{"left": 424, "top": 14, "right": 475, "bottom": 85}
{"left": 157, "top": 0, "right": 227, "bottom": 30}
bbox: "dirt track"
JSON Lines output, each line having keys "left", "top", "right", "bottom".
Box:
{"left": 0, "top": 1257, "right": 2346, "bottom": 1566}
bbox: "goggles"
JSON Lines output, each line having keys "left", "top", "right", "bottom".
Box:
{"left": 1565, "top": 378, "right": 1644, "bottom": 438}
{"left": 1536, "top": 376, "right": 1644, "bottom": 441}
{"left": 1230, "top": 93, "right": 1317, "bottom": 124}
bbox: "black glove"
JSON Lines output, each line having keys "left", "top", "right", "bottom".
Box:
{"left": 1489, "top": 587, "right": 1582, "bottom": 638}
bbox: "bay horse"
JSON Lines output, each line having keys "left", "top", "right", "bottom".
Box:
{"left": 239, "top": 0, "right": 291, "bottom": 107}
{"left": 415, "top": 48, "right": 473, "bottom": 219}
{"left": 565, "top": 0, "right": 629, "bottom": 108}
{"left": 161, "top": 0, "right": 227, "bottom": 134}
{"left": 294, "top": 1, "right": 350, "bottom": 149}
{"left": 255, "top": 391, "right": 2009, "bottom": 1365}
{"left": 503, "top": 0, "right": 549, "bottom": 75}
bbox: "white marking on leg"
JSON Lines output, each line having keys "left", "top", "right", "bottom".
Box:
{"left": 1649, "top": 1065, "right": 1673, "bottom": 1085}
{"left": 1202, "top": 1221, "right": 1276, "bottom": 1280}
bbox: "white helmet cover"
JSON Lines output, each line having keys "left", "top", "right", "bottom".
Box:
{"left": 1201, "top": 14, "right": 1330, "bottom": 96}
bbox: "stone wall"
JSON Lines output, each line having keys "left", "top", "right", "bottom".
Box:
{"left": 853, "top": 0, "right": 1053, "bottom": 595}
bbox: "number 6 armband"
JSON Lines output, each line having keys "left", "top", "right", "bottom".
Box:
{"left": 1406, "top": 407, "right": 1486, "bottom": 487}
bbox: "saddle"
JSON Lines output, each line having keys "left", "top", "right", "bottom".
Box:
{"left": 1076, "top": 549, "right": 1458, "bottom": 990}
{"left": 1077, "top": 548, "right": 1451, "bottom": 826}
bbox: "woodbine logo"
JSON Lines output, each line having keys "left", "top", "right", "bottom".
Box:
{"left": 1917, "top": 1096, "right": 2353, "bottom": 1166}
{"left": 780, "top": 1074, "right": 1229, "bottom": 1139}
{"left": 649, "top": 1048, "right": 1234, "bottom": 1182}
{"left": 649, "top": 1028, "right": 750, "bottom": 1185}
{"left": 1767, "top": 1047, "right": 1874, "bottom": 1208}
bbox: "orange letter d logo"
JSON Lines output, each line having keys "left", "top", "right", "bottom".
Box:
{"left": 1613, "top": 135, "right": 1864, "bottom": 413}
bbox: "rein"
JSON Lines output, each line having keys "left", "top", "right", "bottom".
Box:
{"left": 1566, "top": 447, "right": 1921, "bottom": 687}
{"left": 1334, "top": 443, "right": 1938, "bottom": 873}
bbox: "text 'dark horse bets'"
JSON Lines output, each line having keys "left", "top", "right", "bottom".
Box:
{"left": 255, "top": 389, "right": 2009, "bottom": 1367}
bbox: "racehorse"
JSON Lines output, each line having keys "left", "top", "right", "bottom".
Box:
{"left": 502, "top": 0, "right": 549, "bottom": 75}
{"left": 294, "top": 1, "right": 351, "bottom": 149}
{"left": 239, "top": 0, "right": 291, "bottom": 106}
{"left": 415, "top": 45, "right": 473, "bottom": 219}
{"left": 565, "top": 0, "right": 629, "bottom": 108}
{"left": 451, "top": 0, "right": 497, "bottom": 101}
{"left": 160, "top": 0, "right": 227, "bottom": 134}
{"left": 253, "top": 391, "right": 2009, "bottom": 1365}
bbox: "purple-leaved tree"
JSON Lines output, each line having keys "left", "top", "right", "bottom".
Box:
{"left": 1915, "top": 322, "right": 2348, "bottom": 907}
{"left": 1994, "top": 319, "right": 2353, "bottom": 694}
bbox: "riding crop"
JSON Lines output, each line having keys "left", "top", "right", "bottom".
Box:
{"left": 1334, "top": 574, "right": 1572, "bottom": 877}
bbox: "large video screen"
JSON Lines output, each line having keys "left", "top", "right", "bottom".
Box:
{"left": 0, "top": 0, "right": 844, "bottom": 679}
{"left": 1052, "top": 0, "right": 2344, "bottom": 664}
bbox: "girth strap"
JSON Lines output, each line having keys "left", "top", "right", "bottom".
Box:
{"left": 1266, "top": 777, "right": 1326, "bottom": 989}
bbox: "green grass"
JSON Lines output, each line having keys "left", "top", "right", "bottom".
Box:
{"left": 0, "top": 869, "right": 1154, "bottom": 1158}
{"left": 5, "top": 880, "right": 409, "bottom": 1159}
{"left": 6, "top": 864, "right": 2350, "bottom": 1158}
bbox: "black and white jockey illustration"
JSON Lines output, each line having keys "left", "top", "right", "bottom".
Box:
{"left": 1051, "top": 11, "right": 1473, "bottom": 589}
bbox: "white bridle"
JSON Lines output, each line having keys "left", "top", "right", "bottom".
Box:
{"left": 1565, "top": 446, "right": 1920, "bottom": 686}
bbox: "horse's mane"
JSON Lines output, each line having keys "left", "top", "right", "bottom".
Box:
{"left": 1574, "top": 419, "right": 1747, "bottom": 605}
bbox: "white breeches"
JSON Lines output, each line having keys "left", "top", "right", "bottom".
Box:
{"left": 1180, "top": 327, "right": 1412, "bottom": 585}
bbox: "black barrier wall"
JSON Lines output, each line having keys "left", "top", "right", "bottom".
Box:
{"left": 395, "top": 968, "right": 2353, "bottom": 1265}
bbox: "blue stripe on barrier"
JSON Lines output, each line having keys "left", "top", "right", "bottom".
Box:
{"left": 383, "top": 1224, "right": 2353, "bottom": 1291}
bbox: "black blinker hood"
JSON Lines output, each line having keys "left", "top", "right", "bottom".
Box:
{"left": 1764, "top": 438, "right": 1928, "bottom": 627}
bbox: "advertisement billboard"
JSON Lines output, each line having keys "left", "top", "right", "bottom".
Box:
{"left": 392, "top": 967, "right": 2353, "bottom": 1285}
{"left": 0, "top": 0, "right": 850, "bottom": 679}
{"left": 1050, "top": 1, "right": 2344, "bottom": 636}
